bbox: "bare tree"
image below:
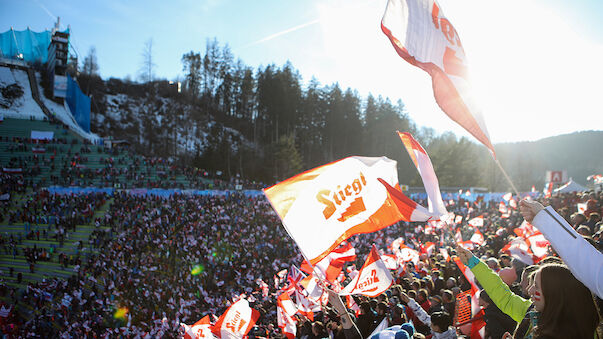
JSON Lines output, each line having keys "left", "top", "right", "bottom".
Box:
{"left": 82, "top": 46, "right": 99, "bottom": 77}
{"left": 139, "top": 38, "right": 156, "bottom": 83}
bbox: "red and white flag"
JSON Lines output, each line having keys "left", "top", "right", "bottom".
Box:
{"left": 544, "top": 182, "right": 553, "bottom": 199}
{"left": 502, "top": 237, "right": 534, "bottom": 265}
{"left": 467, "top": 216, "right": 484, "bottom": 228}
{"left": 509, "top": 198, "right": 517, "bottom": 210}
{"left": 397, "top": 132, "right": 447, "bottom": 216}
{"left": 277, "top": 293, "right": 298, "bottom": 339}
{"left": 264, "top": 156, "right": 405, "bottom": 265}
{"left": 397, "top": 244, "right": 420, "bottom": 265}
{"left": 300, "top": 242, "right": 356, "bottom": 282}
{"left": 454, "top": 215, "right": 463, "bottom": 224}
{"left": 340, "top": 246, "right": 393, "bottom": 297}
{"left": 381, "top": 0, "right": 495, "bottom": 156}
{"left": 499, "top": 202, "right": 511, "bottom": 218}
{"left": 502, "top": 193, "right": 512, "bottom": 201}
{"left": 526, "top": 233, "right": 550, "bottom": 262}
{"left": 577, "top": 203, "right": 587, "bottom": 214}
{"left": 421, "top": 241, "right": 436, "bottom": 256}
{"left": 513, "top": 220, "right": 537, "bottom": 238}
{"left": 470, "top": 228, "right": 485, "bottom": 246}
{"left": 439, "top": 247, "right": 450, "bottom": 262}
{"left": 211, "top": 299, "right": 259, "bottom": 339}
{"left": 182, "top": 316, "right": 214, "bottom": 339}
{"left": 454, "top": 228, "right": 463, "bottom": 243}
{"left": 453, "top": 258, "right": 486, "bottom": 338}
{"left": 381, "top": 254, "right": 399, "bottom": 270}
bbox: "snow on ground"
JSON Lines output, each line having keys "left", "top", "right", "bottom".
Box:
{"left": 0, "top": 66, "right": 46, "bottom": 120}
{"left": 34, "top": 72, "right": 100, "bottom": 142}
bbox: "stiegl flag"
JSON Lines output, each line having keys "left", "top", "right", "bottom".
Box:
{"left": 381, "top": 0, "right": 495, "bottom": 156}
{"left": 211, "top": 299, "right": 259, "bottom": 339}
{"left": 340, "top": 245, "right": 393, "bottom": 297}
{"left": 264, "top": 156, "right": 405, "bottom": 265}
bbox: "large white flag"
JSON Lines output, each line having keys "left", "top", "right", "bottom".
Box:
{"left": 382, "top": 0, "right": 495, "bottom": 155}
{"left": 340, "top": 246, "right": 393, "bottom": 297}
{"left": 211, "top": 299, "right": 259, "bottom": 339}
{"left": 264, "top": 156, "right": 404, "bottom": 264}
{"left": 398, "top": 132, "right": 447, "bottom": 216}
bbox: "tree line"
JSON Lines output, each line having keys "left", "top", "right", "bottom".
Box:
{"left": 79, "top": 38, "right": 598, "bottom": 191}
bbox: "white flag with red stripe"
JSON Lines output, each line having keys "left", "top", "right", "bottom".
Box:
{"left": 397, "top": 244, "right": 420, "bottom": 265}
{"left": 380, "top": 133, "right": 446, "bottom": 222}
{"left": 277, "top": 293, "right": 298, "bottom": 339}
{"left": 470, "top": 228, "right": 485, "bottom": 246}
{"left": 502, "top": 237, "right": 534, "bottom": 265}
{"left": 381, "top": 0, "right": 495, "bottom": 156}
{"left": 397, "top": 132, "right": 447, "bottom": 216}
{"left": 421, "top": 241, "right": 436, "bottom": 256}
{"left": 526, "top": 233, "right": 550, "bottom": 262}
{"left": 300, "top": 242, "right": 356, "bottom": 282}
{"left": 211, "top": 299, "right": 259, "bottom": 339}
{"left": 467, "top": 216, "right": 484, "bottom": 227}
{"left": 264, "top": 156, "right": 405, "bottom": 265}
{"left": 513, "top": 220, "right": 538, "bottom": 238}
{"left": 381, "top": 254, "right": 399, "bottom": 270}
{"left": 181, "top": 315, "right": 214, "bottom": 339}
{"left": 340, "top": 245, "right": 393, "bottom": 297}
{"left": 453, "top": 258, "right": 486, "bottom": 338}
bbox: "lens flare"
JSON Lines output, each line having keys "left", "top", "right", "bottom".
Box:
{"left": 191, "top": 264, "right": 204, "bottom": 276}
{"left": 114, "top": 307, "right": 128, "bottom": 320}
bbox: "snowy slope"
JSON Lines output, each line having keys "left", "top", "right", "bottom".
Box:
{"left": 34, "top": 72, "right": 99, "bottom": 142}
{"left": 0, "top": 66, "right": 46, "bottom": 120}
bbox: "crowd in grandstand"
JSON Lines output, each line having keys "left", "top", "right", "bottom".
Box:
{"left": 0, "top": 179, "right": 600, "bottom": 337}
{"left": 1, "top": 131, "right": 264, "bottom": 191}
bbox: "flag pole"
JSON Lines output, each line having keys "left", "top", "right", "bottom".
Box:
{"left": 494, "top": 158, "right": 520, "bottom": 197}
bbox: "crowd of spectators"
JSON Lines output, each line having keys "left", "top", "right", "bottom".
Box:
{"left": 1, "top": 135, "right": 265, "bottom": 190}
{"left": 0, "top": 187, "right": 598, "bottom": 338}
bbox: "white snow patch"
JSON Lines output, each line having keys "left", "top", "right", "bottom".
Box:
{"left": 0, "top": 67, "right": 46, "bottom": 120}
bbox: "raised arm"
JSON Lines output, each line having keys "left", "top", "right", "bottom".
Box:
{"left": 521, "top": 200, "right": 603, "bottom": 299}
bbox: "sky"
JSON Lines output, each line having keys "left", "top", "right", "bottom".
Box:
{"left": 2, "top": 0, "right": 602, "bottom": 145}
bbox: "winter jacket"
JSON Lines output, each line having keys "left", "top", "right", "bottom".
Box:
{"left": 532, "top": 206, "right": 603, "bottom": 299}
{"left": 406, "top": 298, "right": 457, "bottom": 339}
{"left": 467, "top": 257, "right": 536, "bottom": 338}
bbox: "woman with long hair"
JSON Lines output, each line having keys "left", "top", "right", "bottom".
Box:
{"left": 456, "top": 245, "right": 600, "bottom": 338}
{"left": 528, "top": 263, "right": 599, "bottom": 338}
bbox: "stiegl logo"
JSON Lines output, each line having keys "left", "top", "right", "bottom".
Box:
{"left": 357, "top": 269, "right": 379, "bottom": 292}
{"left": 225, "top": 311, "right": 246, "bottom": 333}
{"left": 315, "top": 172, "right": 368, "bottom": 222}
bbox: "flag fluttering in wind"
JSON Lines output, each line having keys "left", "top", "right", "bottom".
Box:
{"left": 340, "top": 245, "right": 393, "bottom": 297}
{"left": 277, "top": 293, "right": 298, "bottom": 339}
{"left": 501, "top": 237, "right": 534, "bottom": 265}
{"left": 453, "top": 258, "right": 486, "bottom": 338}
{"left": 379, "top": 132, "right": 447, "bottom": 221}
{"left": 381, "top": 0, "right": 495, "bottom": 156}
{"left": 182, "top": 316, "right": 214, "bottom": 339}
{"left": 264, "top": 156, "right": 404, "bottom": 265}
{"left": 398, "top": 132, "right": 447, "bottom": 215}
{"left": 300, "top": 242, "right": 356, "bottom": 282}
{"left": 211, "top": 299, "right": 259, "bottom": 339}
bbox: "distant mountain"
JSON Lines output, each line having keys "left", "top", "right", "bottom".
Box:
{"left": 493, "top": 130, "right": 603, "bottom": 189}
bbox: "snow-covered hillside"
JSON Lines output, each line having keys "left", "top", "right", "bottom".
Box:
{"left": 0, "top": 66, "right": 45, "bottom": 120}
{"left": 94, "top": 84, "right": 252, "bottom": 157}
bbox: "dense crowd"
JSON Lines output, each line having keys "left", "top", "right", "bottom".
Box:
{"left": 0, "top": 168, "right": 601, "bottom": 338}
{"left": 1, "top": 135, "right": 264, "bottom": 190}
